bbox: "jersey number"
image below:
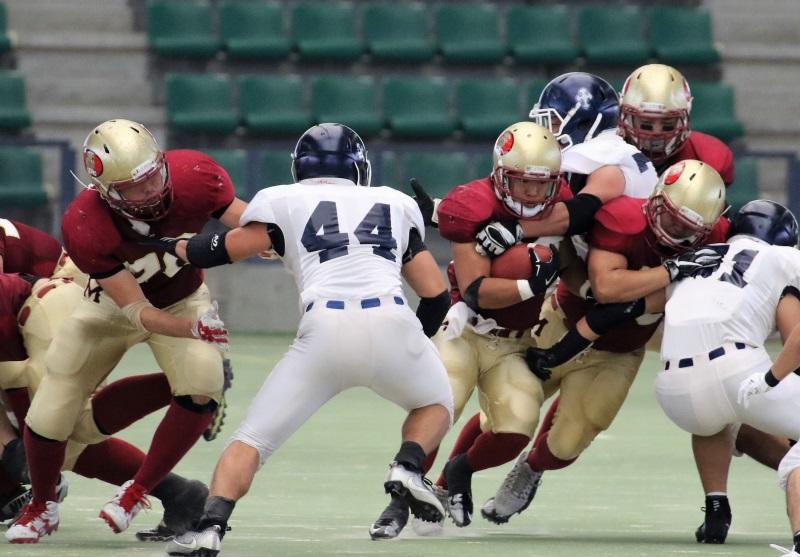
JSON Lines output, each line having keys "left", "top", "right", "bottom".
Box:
{"left": 718, "top": 249, "right": 757, "bottom": 289}
{"left": 301, "top": 201, "right": 397, "bottom": 263}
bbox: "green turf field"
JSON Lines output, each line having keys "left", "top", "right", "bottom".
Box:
{"left": 2, "top": 334, "right": 792, "bottom": 556}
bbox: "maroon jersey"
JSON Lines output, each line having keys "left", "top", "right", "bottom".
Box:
{"left": 0, "top": 273, "right": 32, "bottom": 362}
{"left": 438, "top": 177, "right": 571, "bottom": 330}
{"left": 557, "top": 196, "right": 729, "bottom": 352}
{"left": 62, "top": 150, "right": 235, "bottom": 309}
{"left": 0, "top": 219, "right": 62, "bottom": 277}
{"left": 658, "top": 132, "right": 734, "bottom": 186}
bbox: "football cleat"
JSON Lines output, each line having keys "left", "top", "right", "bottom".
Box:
{"left": 166, "top": 524, "right": 223, "bottom": 557}
{"left": 204, "top": 358, "right": 234, "bottom": 442}
{"left": 99, "top": 479, "right": 150, "bottom": 534}
{"left": 443, "top": 454, "right": 473, "bottom": 527}
{"left": 4, "top": 501, "right": 59, "bottom": 543}
{"left": 369, "top": 496, "right": 408, "bottom": 540}
{"left": 135, "top": 520, "right": 176, "bottom": 542}
{"left": 410, "top": 484, "right": 448, "bottom": 536}
{"left": 695, "top": 495, "right": 731, "bottom": 544}
{"left": 481, "top": 451, "right": 543, "bottom": 524}
{"left": 771, "top": 543, "right": 800, "bottom": 556}
{"left": 0, "top": 486, "right": 31, "bottom": 522}
{"left": 162, "top": 479, "right": 209, "bottom": 536}
{"left": 383, "top": 462, "right": 444, "bottom": 525}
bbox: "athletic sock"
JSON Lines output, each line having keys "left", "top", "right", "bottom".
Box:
{"left": 393, "top": 441, "right": 425, "bottom": 472}
{"left": 91, "top": 373, "right": 172, "bottom": 435}
{"left": 436, "top": 413, "right": 482, "bottom": 488}
{"left": 527, "top": 433, "right": 576, "bottom": 472}
{"left": 23, "top": 427, "right": 66, "bottom": 503}
{"left": 465, "top": 431, "right": 530, "bottom": 472}
{"left": 72, "top": 437, "right": 145, "bottom": 486}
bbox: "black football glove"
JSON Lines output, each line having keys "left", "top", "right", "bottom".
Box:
{"left": 409, "top": 178, "right": 438, "bottom": 228}
{"left": 527, "top": 243, "right": 560, "bottom": 294}
{"left": 475, "top": 220, "right": 523, "bottom": 257}
{"left": 662, "top": 245, "right": 727, "bottom": 282}
{"left": 525, "top": 347, "right": 558, "bottom": 381}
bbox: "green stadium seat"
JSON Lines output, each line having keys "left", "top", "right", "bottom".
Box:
{"left": 526, "top": 77, "right": 550, "bottom": 112}
{"left": 311, "top": 76, "right": 382, "bottom": 137}
{"left": 456, "top": 78, "right": 520, "bottom": 140}
{"left": 0, "top": 72, "right": 31, "bottom": 131}
{"left": 649, "top": 7, "right": 720, "bottom": 65}
{"left": 363, "top": 3, "right": 434, "bottom": 63}
{"left": 382, "top": 151, "right": 472, "bottom": 198}
{"left": 0, "top": 147, "right": 46, "bottom": 206}
{"left": 202, "top": 149, "right": 248, "bottom": 198}
{"left": 383, "top": 77, "right": 454, "bottom": 139}
{"left": 147, "top": 0, "right": 219, "bottom": 58}
{"left": 690, "top": 82, "right": 745, "bottom": 142}
{"left": 239, "top": 74, "right": 311, "bottom": 137}
{"left": 507, "top": 6, "right": 578, "bottom": 66}
{"left": 165, "top": 73, "right": 239, "bottom": 134}
{"left": 259, "top": 151, "right": 295, "bottom": 187}
{"left": 577, "top": 6, "right": 650, "bottom": 65}
{"left": 726, "top": 158, "right": 759, "bottom": 214}
{"left": 474, "top": 152, "right": 494, "bottom": 179}
{"left": 435, "top": 4, "right": 505, "bottom": 64}
{"left": 219, "top": 1, "right": 291, "bottom": 60}
{"left": 0, "top": 3, "right": 14, "bottom": 54}
{"left": 291, "top": 2, "right": 362, "bottom": 62}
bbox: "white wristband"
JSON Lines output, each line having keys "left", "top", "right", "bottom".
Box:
{"left": 517, "top": 280, "right": 534, "bottom": 301}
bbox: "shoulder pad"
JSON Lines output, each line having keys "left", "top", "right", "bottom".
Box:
{"left": 593, "top": 196, "right": 648, "bottom": 236}
{"left": 437, "top": 179, "right": 497, "bottom": 243}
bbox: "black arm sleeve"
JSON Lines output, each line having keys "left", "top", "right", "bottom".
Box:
{"left": 416, "top": 290, "right": 450, "bottom": 337}
{"left": 584, "top": 298, "right": 646, "bottom": 336}
{"left": 781, "top": 285, "right": 800, "bottom": 301}
{"left": 266, "top": 223, "right": 285, "bottom": 257}
{"left": 185, "top": 230, "right": 232, "bottom": 268}
{"left": 402, "top": 228, "right": 427, "bottom": 264}
{"left": 564, "top": 193, "right": 603, "bottom": 236}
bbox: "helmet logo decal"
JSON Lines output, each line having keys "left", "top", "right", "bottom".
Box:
{"left": 575, "top": 88, "right": 593, "bottom": 109}
{"left": 83, "top": 149, "right": 103, "bottom": 177}
{"left": 496, "top": 131, "right": 514, "bottom": 155}
{"left": 664, "top": 161, "right": 685, "bottom": 185}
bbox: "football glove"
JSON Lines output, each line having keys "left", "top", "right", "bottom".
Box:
{"left": 409, "top": 178, "right": 439, "bottom": 228}
{"left": 738, "top": 369, "right": 779, "bottom": 408}
{"left": 475, "top": 220, "right": 523, "bottom": 258}
{"left": 191, "top": 301, "right": 229, "bottom": 352}
{"left": 662, "top": 246, "right": 725, "bottom": 283}
{"left": 136, "top": 236, "right": 180, "bottom": 257}
{"left": 525, "top": 347, "right": 558, "bottom": 381}
{"left": 527, "top": 243, "right": 560, "bottom": 294}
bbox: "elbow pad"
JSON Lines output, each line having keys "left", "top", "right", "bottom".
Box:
{"left": 402, "top": 228, "right": 427, "bottom": 264}
{"left": 585, "top": 298, "right": 646, "bottom": 336}
{"left": 186, "top": 230, "right": 232, "bottom": 269}
{"left": 416, "top": 290, "right": 450, "bottom": 337}
{"left": 462, "top": 276, "right": 485, "bottom": 313}
{"left": 564, "top": 193, "right": 603, "bottom": 236}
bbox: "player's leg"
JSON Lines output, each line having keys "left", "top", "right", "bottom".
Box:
{"left": 691, "top": 429, "right": 734, "bottom": 543}
{"left": 776, "top": 444, "right": 800, "bottom": 555}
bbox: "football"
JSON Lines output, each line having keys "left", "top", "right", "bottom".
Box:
{"left": 490, "top": 243, "right": 553, "bottom": 279}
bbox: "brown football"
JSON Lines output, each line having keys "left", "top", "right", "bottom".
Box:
{"left": 490, "top": 243, "right": 553, "bottom": 279}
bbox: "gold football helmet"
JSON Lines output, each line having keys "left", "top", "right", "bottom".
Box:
{"left": 82, "top": 119, "right": 171, "bottom": 221}
{"left": 620, "top": 64, "right": 692, "bottom": 164}
{"left": 492, "top": 121, "right": 562, "bottom": 218}
{"left": 645, "top": 159, "right": 726, "bottom": 252}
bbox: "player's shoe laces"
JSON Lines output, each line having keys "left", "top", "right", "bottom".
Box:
{"left": 369, "top": 495, "right": 409, "bottom": 540}
{"left": 4, "top": 501, "right": 59, "bottom": 543}
{"left": 204, "top": 358, "right": 234, "bottom": 442}
{"left": 695, "top": 495, "right": 731, "bottom": 544}
{"left": 410, "top": 484, "right": 448, "bottom": 536}
{"left": 771, "top": 543, "right": 800, "bottom": 556}
{"left": 99, "top": 479, "right": 150, "bottom": 533}
{"left": 166, "top": 524, "right": 223, "bottom": 557}
{"left": 383, "top": 462, "right": 445, "bottom": 525}
{"left": 443, "top": 454, "right": 473, "bottom": 527}
{"left": 481, "top": 451, "right": 543, "bottom": 524}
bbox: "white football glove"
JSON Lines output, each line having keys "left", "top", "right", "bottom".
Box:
{"left": 475, "top": 220, "right": 523, "bottom": 257}
{"left": 737, "top": 372, "right": 772, "bottom": 408}
{"left": 663, "top": 246, "right": 726, "bottom": 282}
{"left": 192, "top": 301, "right": 229, "bottom": 352}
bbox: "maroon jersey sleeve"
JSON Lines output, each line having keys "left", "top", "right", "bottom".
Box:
{"left": 437, "top": 178, "right": 497, "bottom": 243}
{"left": 0, "top": 219, "right": 63, "bottom": 277}
{"left": 166, "top": 150, "right": 236, "bottom": 218}
{"left": 0, "top": 274, "right": 32, "bottom": 361}
{"left": 705, "top": 215, "right": 730, "bottom": 244}
{"left": 589, "top": 196, "right": 648, "bottom": 254}
{"left": 682, "top": 132, "right": 735, "bottom": 186}
{"left": 61, "top": 191, "right": 125, "bottom": 277}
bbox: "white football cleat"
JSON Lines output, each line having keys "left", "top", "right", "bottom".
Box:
{"left": 99, "top": 480, "right": 150, "bottom": 533}
{"left": 166, "top": 524, "right": 223, "bottom": 556}
{"left": 481, "top": 451, "right": 542, "bottom": 524}
{"left": 5, "top": 501, "right": 59, "bottom": 543}
{"left": 410, "top": 484, "right": 447, "bottom": 536}
{"left": 384, "top": 462, "right": 444, "bottom": 524}
{"left": 771, "top": 543, "right": 800, "bottom": 556}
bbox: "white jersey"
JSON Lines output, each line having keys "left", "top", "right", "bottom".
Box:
{"left": 240, "top": 177, "right": 424, "bottom": 307}
{"left": 661, "top": 235, "right": 800, "bottom": 360}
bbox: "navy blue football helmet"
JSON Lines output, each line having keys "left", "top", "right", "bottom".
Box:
{"left": 291, "top": 123, "right": 371, "bottom": 186}
{"left": 729, "top": 199, "right": 799, "bottom": 247}
{"left": 529, "top": 72, "right": 620, "bottom": 150}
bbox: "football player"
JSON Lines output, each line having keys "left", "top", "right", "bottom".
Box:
{"left": 145, "top": 123, "right": 453, "bottom": 556}
{"left": 483, "top": 160, "right": 729, "bottom": 524}
{"left": 6, "top": 119, "right": 239, "bottom": 543}
{"left": 657, "top": 201, "right": 800, "bottom": 553}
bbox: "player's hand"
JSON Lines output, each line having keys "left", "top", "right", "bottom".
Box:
{"left": 738, "top": 371, "right": 772, "bottom": 408}
{"left": 137, "top": 236, "right": 180, "bottom": 256}
{"left": 409, "top": 178, "right": 439, "bottom": 228}
{"left": 662, "top": 246, "right": 725, "bottom": 283}
{"left": 527, "top": 244, "right": 560, "bottom": 294}
{"left": 525, "top": 347, "right": 557, "bottom": 381}
{"left": 475, "top": 220, "right": 523, "bottom": 258}
{"left": 192, "top": 301, "right": 229, "bottom": 352}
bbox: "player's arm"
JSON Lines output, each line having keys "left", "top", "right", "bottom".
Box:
{"left": 216, "top": 198, "right": 248, "bottom": 229}
{"left": 402, "top": 234, "right": 450, "bottom": 337}
{"left": 171, "top": 222, "right": 274, "bottom": 267}
{"left": 588, "top": 248, "right": 669, "bottom": 304}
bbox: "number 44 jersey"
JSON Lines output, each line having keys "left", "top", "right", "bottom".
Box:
{"left": 661, "top": 235, "right": 800, "bottom": 361}
{"left": 241, "top": 177, "right": 424, "bottom": 307}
